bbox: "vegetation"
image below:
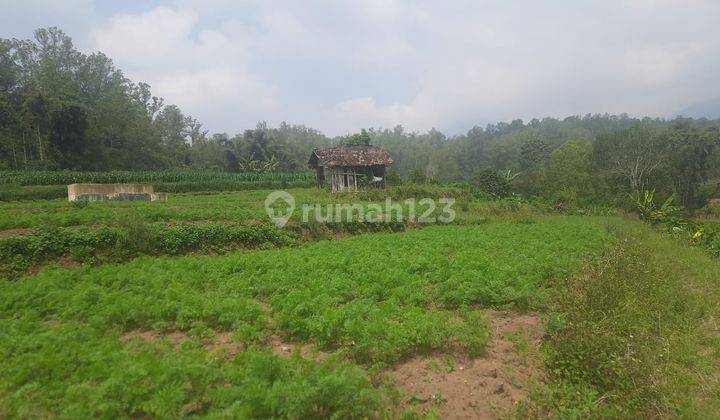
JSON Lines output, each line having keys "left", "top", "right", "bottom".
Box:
{"left": 0, "top": 218, "right": 608, "bottom": 417}
{"left": 0, "top": 170, "right": 314, "bottom": 186}
{"left": 525, "top": 219, "right": 720, "bottom": 417}
{"left": 2, "top": 23, "right": 720, "bottom": 420}
{"left": 0, "top": 187, "right": 539, "bottom": 277}
{"left": 1, "top": 183, "right": 719, "bottom": 416}
{"left": 0, "top": 170, "right": 315, "bottom": 200}
{"left": 3, "top": 29, "right": 719, "bottom": 215}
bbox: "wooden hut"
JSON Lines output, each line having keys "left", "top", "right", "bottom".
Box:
{"left": 308, "top": 146, "right": 393, "bottom": 192}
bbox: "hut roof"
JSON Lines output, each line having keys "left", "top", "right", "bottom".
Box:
{"left": 309, "top": 146, "right": 393, "bottom": 167}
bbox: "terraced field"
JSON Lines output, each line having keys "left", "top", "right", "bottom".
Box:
{"left": 1, "top": 189, "right": 719, "bottom": 418}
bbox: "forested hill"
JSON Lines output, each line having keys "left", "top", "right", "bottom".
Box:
{"left": 2, "top": 28, "right": 720, "bottom": 208}
{"left": 0, "top": 27, "right": 328, "bottom": 172}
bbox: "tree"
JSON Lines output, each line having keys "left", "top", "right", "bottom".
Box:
{"left": 49, "top": 103, "right": 88, "bottom": 169}
{"left": 154, "top": 105, "right": 190, "bottom": 165}
{"left": 546, "top": 141, "right": 599, "bottom": 204}
{"left": 520, "top": 138, "right": 550, "bottom": 170}
{"left": 0, "top": 27, "right": 199, "bottom": 170}
{"left": 592, "top": 125, "right": 668, "bottom": 192}
{"left": 666, "top": 125, "right": 717, "bottom": 209}
{"left": 472, "top": 168, "right": 511, "bottom": 197}
{"left": 340, "top": 129, "right": 371, "bottom": 146}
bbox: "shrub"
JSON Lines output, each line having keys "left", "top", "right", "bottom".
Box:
{"left": 472, "top": 168, "right": 511, "bottom": 198}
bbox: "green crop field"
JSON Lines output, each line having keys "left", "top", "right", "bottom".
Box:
{"left": 1, "top": 187, "right": 719, "bottom": 418}
{"left": 3, "top": 9, "right": 720, "bottom": 418}
{"left": 0, "top": 171, "right": 316, "bottom": 201}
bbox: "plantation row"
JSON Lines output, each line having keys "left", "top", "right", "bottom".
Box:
{"left": 0, "top": 179, "right": 315, "bottom": 201}
{"left": 0, "top": 220, "right": 409, "bottom": 279}
{"left": 0, "top": 186, "right": 539, "bottom": 231}
{"left": 0, "top": 187, "right": 547, "bottom": 278}
{"left": 0, "top": 170, "right": 314, "bottom": 186}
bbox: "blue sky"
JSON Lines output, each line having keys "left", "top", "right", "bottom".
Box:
{"left": 2, "top": 0, "right": 720, "bottom": 136}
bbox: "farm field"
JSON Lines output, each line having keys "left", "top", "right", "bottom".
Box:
{"left": 3, "top": 5, "right": 720, "bottom": 418}
{"left": 0, "top": 186, "right": 536, "bottom": 278}
{"left": 0, "top": 170, "right": 316, "bottom": 201}
{"left": 1, "top": 187, "right": 719, "bottom": 418}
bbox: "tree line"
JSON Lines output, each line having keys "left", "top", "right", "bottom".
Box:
{"left": 0, "top": 28, "right": 330, "bottom": 172}
{"left": 1, "top": 28, "right": 719, "bottom": 209}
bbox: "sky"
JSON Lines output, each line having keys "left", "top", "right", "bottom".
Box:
{"left": 2, "top": 0, "right": 720, "bottom": 136}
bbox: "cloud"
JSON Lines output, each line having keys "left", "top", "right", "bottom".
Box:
{"left": 92, "top": 6, "right": 276, "bottom": 132}
{"left": 7, "top": 0, "right": 720, "bottom": 136}
{"left": 0, "top": 0, "right": 96, "bottom": 41}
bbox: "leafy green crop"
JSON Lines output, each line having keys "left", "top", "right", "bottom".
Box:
{"left": 0, "top": 170, "right": 315, "bottom": 186}
{"left": 0, "top": 215, "right": 610, "bottom": 417}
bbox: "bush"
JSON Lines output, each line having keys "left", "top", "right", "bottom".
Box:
{"left": 409, "top": 169, "right": 426, "bottom": 184}
{"left": 472, "top": 168, "right": 511, "bottom": 198}
{"left": 537, "top": 221, "right": 719, "bottom": 417}
{"left": 384, "top": 169, "right": 402, "bottom": 186}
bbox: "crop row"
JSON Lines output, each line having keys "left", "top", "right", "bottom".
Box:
{"left": 0, "top": 170, "right": 314, "bottom": 186}
{"left": 0, "top": 218, "right": 609, "bottom": 417}
{"left": 0, "top": 219, "right": 410, "bottom": 279}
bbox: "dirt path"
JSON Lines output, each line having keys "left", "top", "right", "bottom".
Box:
{"left": 391, "top": 310, "right": 544, "bottom": 419}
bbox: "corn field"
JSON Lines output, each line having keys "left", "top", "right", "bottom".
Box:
{"left": 0, "top": 170, "right": 314, "bottom": 186}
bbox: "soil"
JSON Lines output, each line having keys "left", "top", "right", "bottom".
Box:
{"left": 118, "top": 329, "right": 324, "bottom": 361}
{"left": 205, "top": 332, "right": 243, "bottom": 357}
{"left": 0, "top": 227, "right": 35, "bottom": 238}
{"left": 391, "top": 310, "right": 544, "bottom": 419}
{"left": 56, "top": 257, "right": 82, "bottom": 270}
{"left": 269, "top": 334, "right": 327, "bottom": 360}
{"left": 120, "top": 330, "right": 190, "bottom": 347}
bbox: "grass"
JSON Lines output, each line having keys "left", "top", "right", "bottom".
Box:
{"left": 0, "top": 217, "right": 608, "bottom": 417}
{"left": 522, "top": 218, "right": 720, "bottom": 418}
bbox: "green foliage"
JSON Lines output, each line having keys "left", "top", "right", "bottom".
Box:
{"left": 0, "top": 185, "right": 68, "bottom": 201}
{"left": 0, "top": 320, "right": 384, "bottom": 418}
{"left": 537, "top": 220, "right": 720, "bottom": 417}
{"left": 2, "top": 24, "right": 719, "bottom": 209}
{"left": 0, "top": 170, "right": 315, "bottom": 200}
{"left": 384, "top": 169, "right": 402, "bottom": 186}
{"left": 0, "top": 218, "right": 610, "bottom": 416}
{"left": 0, "top": 222, "right": 297, "bottom": 278}
{"left": 0, "top": 170, "right": 314, "bottom": 186}
{"left": 632, "top": 189, "right": 685, "bottom": 229}
{"left": 693, "top": 223, "right": 720, "bottom": 256}
{"left": 520, "top": 138, "right": 550, "bottom": 170}
{"left": 339, "top": 129, "right": 372, "bottom": 146}
{"left": 409, "top": 169, "right": 427, "bottom": 184}
{"left": 472, "top": 168, "right": 511, "bottom": 198}
{"left": 354, "top": 183, "right": 478, "bottom": 201}
{"left": 632, "top": 190, "right": 720, "bottom": 259}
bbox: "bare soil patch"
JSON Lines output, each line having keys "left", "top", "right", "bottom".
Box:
{"left": 206, "top": 332, "right": 244, "bottom": 357}
{"left": 391, "top": 310, "right": 544, "bottom": 419}
{"left": 120, "top": 330, "right": 190, "bottom": 347}
{"left": 117, "top": 328, "right": 324, "bottom": 361}
{"left": 56, "top": 257, "right": 82, "bottom": 270}
{"left": 0, "top": 227, "right": 35, "bottom": 238}
{"left": 270, "top": 334, "right": 328, "bottom": 360}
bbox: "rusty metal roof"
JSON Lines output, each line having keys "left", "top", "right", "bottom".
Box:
{"left": 309, "top": 146, "right": 393, "bottom": 167}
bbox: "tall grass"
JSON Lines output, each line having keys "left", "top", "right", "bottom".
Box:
{"left": 525, "top": 219, "right": 720, "bottom": 417}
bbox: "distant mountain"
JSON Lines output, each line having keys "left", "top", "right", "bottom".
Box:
{"left": 676, "top": 96, "right": 720, "bottom": 119}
